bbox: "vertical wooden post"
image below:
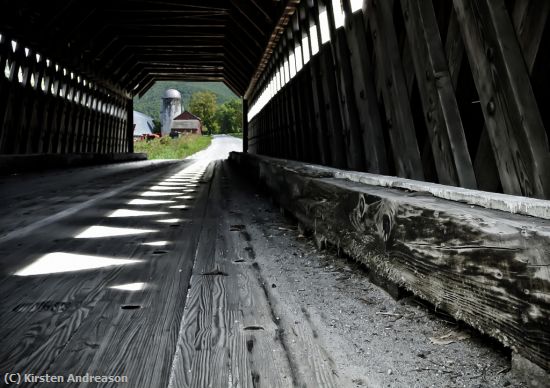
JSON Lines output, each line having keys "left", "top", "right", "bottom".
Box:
{"left": 302, "top": 3, "right": 331, "bottom": 165}
{"left": 242, "top": 98, "right": 249, "bottom": 153}
{"left": 325, "top": 0, "right": 366, "bottom": 171}
{"left": 342, "top": 0, "right": 389, "bottom": 174}
{"left": 126, "top": 98, "right": 134, "bottom": 153}
{"left": 366, "top": 0, "right": 425, "bottom": 180}
{"left": 0, "top": 36, "right": 10, "bottom": 153}
{"left": 313, "top": 1, "right": 347, "bottom": 169}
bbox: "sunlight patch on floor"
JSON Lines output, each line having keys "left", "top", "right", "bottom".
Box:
{"left": 128, "top": 199, "right": 175, "bottom": 205}
{"left": 14, "top": 252, "right": 142, "bottom": 276}
{"left": 149, "top": 185, "right": 187, "bottom": 191}
{"left": 156, "top": 218, "right": 182, "bottom": 223}
{"left": 141, "top": 191, "right": 180, "bottom": 197}
{"left": 143, "top": 241, "right": 169, "bottom": 246}
{"left": 110, "top": 282, "right": 148, "bottom": 291}
{"left": 175, "top": 195, "right": 195, "bottom": 200}
{"left": 156, "top": 182, "right": 191, "bottom": 186}
{"left": 75, "top": 225, "right": 157, "bottom": 238}
{"left": 109, "top": 209, "right": 168, "bottom": 217}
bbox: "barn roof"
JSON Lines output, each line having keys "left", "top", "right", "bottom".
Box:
{"left": 173, "top": 111, "right": 201, "bottom": 121}
{"left": 0, "top": 0, "right": 299, "bottom": 98}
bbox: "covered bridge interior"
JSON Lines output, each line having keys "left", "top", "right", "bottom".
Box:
{"left": 1, "top": 0, "right": 549, "bottom": 386}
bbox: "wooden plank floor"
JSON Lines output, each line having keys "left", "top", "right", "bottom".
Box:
{"left": 0, "top": 145, "right": 528, "bottom": 387}
{"left": 0, "top": 159, "right": 213, "bottom": 387}
{"left": 168, "top": 161, "right": 337, "bottom": 388}
{"left": 0, "top": 154, "right": 338, "bottom": 387}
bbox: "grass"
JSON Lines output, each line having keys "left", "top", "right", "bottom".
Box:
{"left": 227, "top": 132, "right": 243, "bottom": 138}
{"left": 134, "top": 134, "right": 212, "bottom": 160}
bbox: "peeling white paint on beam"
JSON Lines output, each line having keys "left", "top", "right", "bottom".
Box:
{"left": 233, "top": 153, "right": 550, "bottom": 220}
{"left": 334, "top": 171, "right": 550, "bottom": 220}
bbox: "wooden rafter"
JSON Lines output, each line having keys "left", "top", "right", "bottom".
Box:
{"left": 0, "top": 0, "right": 287, "bottom": 97}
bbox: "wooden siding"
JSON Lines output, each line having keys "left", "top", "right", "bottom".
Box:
{"left": 247, "top": 0, "right": 550, "bottom": 200}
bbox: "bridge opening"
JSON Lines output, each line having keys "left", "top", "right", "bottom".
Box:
{"left": 1, "top": 1, "right": 549, "bottom": 386}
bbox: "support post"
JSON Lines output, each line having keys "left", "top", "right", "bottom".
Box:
{"left": 126, "top": 98, "right": 134, "bottom": 153}
{"left": 243, "top": 98, "right": 249, "bottom": 153}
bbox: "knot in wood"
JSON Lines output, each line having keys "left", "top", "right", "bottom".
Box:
{"left": 487, "top": 100, "right": 496, "bottom": 115}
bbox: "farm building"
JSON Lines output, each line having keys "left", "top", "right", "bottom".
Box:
{"left": 171, "top": 111, "right": 202, "bottom": 135}
{"left": 160, "top": 89, "right": 182, "bottom": 136}
{"left": 132, "top": 111, "right": 154, "bottom": 138}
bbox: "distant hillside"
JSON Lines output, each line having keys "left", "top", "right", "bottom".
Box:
{"left": 134, "top": 81, "right": 237, "bottom": 121}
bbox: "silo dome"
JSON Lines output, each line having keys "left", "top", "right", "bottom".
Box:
{"left": 162, "top": 89, "right": 181, "bottom": 99}
{"left": 160, "top": 89, "right": 183, "bottom": 136}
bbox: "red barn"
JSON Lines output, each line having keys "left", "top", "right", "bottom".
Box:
{"left": 171, "top": 111, "right": 202, "bottom": 134}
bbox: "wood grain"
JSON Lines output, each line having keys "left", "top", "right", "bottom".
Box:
{"left": 366, "top": 0, "right": 424, "bottom": 180}
{"left": 453, "top": 0, "right": 550, "bottom": 198}
{"left": 325, "top": 0, "right": 366, "bottom": 172}
{"left": 402, "top": 0, "right": 477, "bottom": 189}
{"left": 169, "top": 161, "right": 341, "bottom": 387}
{"left": 342, "top": 0, "right": 389, "bottom": 174}
{"left": 233, "top": 152, "right": 550, "bottom": 372}
{"left": 303, "top": 4, "right": 331, "bottom": 166}
{"left": 0, "top": 161, "right": 210, "bottom": 387}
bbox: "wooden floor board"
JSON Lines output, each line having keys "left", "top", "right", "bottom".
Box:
{"left": 1, "top": 158, "right": 347, "bottom": 387}
{"left": 168, "top": 162, "right": 341, "bottom": 388}
{"left": 42, "top": 166, "right": 212, "bottom": 387}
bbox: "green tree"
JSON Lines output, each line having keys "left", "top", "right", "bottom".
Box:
{"left": 215, "top": 99, "right": 243, "bottom": 133}
{"left": 152, "top": 119, "right": 161, "bottom": 135}
{"left": 188, "top": 91, "right": 218, "bottom": 135}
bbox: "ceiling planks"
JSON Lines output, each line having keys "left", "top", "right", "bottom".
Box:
{"left": 0, "top": 0, "right": 298, "bottom": 97}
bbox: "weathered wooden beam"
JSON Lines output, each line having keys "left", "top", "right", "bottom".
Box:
{"left": 244, "top": 0, "right": 300, "bottom": 100}
{"left": 512, "top": 0, "right": 550, "bottom": 72}
{"left": 473, "top": 0, "right": 548, "bottom": 195}
{"left": 230, "top": 151, "right": 550, "bottom": 372}
{"left": 443, "top": 5, "right": 500, "bottom": 193}
{"left": 312, "top": 2, "right": 347, "bottom": 169}
{"left": 230, "top": 0, "right": 270, "bottom": 38}
{"left": 401, "top": 0, "right": 477, "bottom": 189}
{"left": 289, "top": 12, "right": 312, "bottom": 162}
{"left": 342, "top": 0, "right": 389, "bottom": 174}
{"left": 221, "top": 77, "right": 242, "bottom": 98}
{"left": 444, "top": 6, "right": 465, "bottom": 89}
{"left": 366, "top": 0, "right": 424, "bottom": 180}
{"left": 281, "top": 38, "right": 300, "bottom": 160}
{"left": 454, "top": 0, "right": 550, "bottom": 199}
{"left": 242, "top": 98, "right": 248, "bottom": 152}
{"left": 136, "top": 76, "right": 155, "bottom": 98}
{"left": 301, "top": 4, "right": 331, "bottom": 165}
{"left": 325, "top": 0, "right": 366, "bottom": 171}
{"left": 126, "top": 98, "right": 133, "bottom": 153}
{"left": 400, "top": 41, "right": 416, "bottom": 97}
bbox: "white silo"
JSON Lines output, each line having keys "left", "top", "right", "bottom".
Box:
{"left": 160, "top": 89, "right": 183, "bottom": 136}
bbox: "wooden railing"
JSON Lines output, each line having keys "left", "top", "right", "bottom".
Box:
{"left": 231, "top": 151, "right": 550, "bottom": 374}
